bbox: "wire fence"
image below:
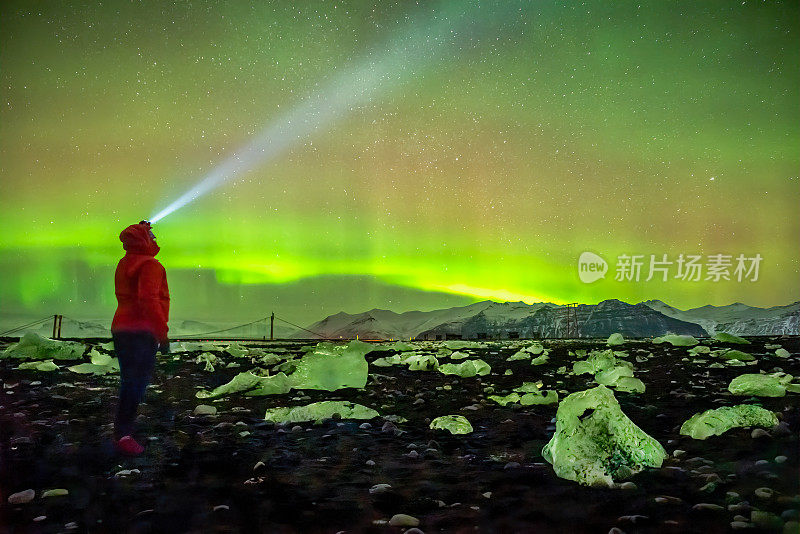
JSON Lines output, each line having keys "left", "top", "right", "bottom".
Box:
{"left": 0, "top": 313, "right": 328, "bottom": 340}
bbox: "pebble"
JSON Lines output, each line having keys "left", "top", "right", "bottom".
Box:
{"left": 617, "top": 515, "right": 648, "bottom": 524}
{"left": 8, "top": 489, "right": 35, "bottom": 505}
{"left": 114, "top": 469, "right": 140, "bottom": 478}
{"left": 751, "top": 428, "right": 770, "bottom": 439}
{"left": 213, "top": 505, "right": 229, "bottom": 512}
{"left": 608, "top": 529, "right": 626, "bottom": 534}
{"left": 253, "top": 461, "right": 266, "bottom": 472}
{"left": 693, "top": 503, "right": 724, "bottom": 512}
{"left": 388, "top": 514, "right": 420, "bottom": 527}
{"left": 64, "top": 522, "right": 79, "bottom": 530}
{"left": 359, "top": 422, "right": 372, "bottom": 430}
{"left": 33, "top": 516, "right": 46, "bottom": 522}
{"left": 382, "top": 421, "right": 401, "bottom": 435}
{"left": 672, "top": 449, "right": 686, "bottom": 459}
{"left": 365, "top": 460, "right": 376, "bottom": 466}
{"left": 654, "top": 496, "right": 684, "bottom": 505}
{"left": 291, "top": 425, "right": 303, "bottom": 433}
{"left": 403, "top": 529, "right": 425, "bottom": 534}
{"left": 730, "top": 521, "right": 751, "bottom": 530}
{"left": 503, "top": 462, "right": 521, "bottom": 470}
{"left": 193, "top": 405, "right": 217, "bottom": 416}
{"left": 369, "top": 483, "right": 392, "bottom": 495}
{"left": 775, "top": 455, "right": 788, "bottom": 464}
{"left": 406, "top": 450, "right": 419, "bottom": 459}
{"left": 754, "top": 487, "right": 774, "bottom": 499}
{"left": 782, "top": 509, "right": 800, "bottom": 521}
{"left": 618, "top": 482, "right": 637, "bottom": 490}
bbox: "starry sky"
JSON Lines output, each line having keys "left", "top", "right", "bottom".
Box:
{"left": 1, "top": 1, "right": 798, "bottom": 326}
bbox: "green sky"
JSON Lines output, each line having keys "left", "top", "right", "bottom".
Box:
{"left": 1, "top": 1, "right": 798, "bottom": 326}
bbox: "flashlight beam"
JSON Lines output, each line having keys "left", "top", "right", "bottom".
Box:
{"left": 149, "top": 1, "right": 522, "bottom": 224}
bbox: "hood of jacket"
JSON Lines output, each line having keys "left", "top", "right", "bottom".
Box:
{"left": 120, "top": 223, "right": 160, "bottom": 259}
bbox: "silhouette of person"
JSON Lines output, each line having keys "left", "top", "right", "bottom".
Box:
{"left": 110, "top": 221, "right": 170, "bottom": 455}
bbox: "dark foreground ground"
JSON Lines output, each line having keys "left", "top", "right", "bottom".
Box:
{"left": 0, "top": 336, "right": 798, "bottom": 534}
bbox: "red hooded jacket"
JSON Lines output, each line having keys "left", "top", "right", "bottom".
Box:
{"left": 111, "top": 223, "right": 170, "bottom": 343}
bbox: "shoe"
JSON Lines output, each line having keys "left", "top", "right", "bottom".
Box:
{"left": 114, "top": 435, "right": 145, "bottom": 456}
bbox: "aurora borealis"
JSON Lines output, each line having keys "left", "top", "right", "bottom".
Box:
{"left": 1, "top": 1, "right": 798, "bottom": 326}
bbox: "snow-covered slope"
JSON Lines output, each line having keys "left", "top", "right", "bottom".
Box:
{"left": 641, "top": 300, "right": 800, "bottom": 335}
{"left": 308, "top": 299, "right": 710, "bottom": 340}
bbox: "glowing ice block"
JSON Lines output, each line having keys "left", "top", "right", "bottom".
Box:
{"left": 264, "top": 401, "right": 379, "bottom": 424}
{"left": 680, "top": 405, "right": 778, "bottom": 440}
{"left": 542, "top": 385, "right": 666, "bottom": 487}
{"left": 430, "top": 415, "right": 473, "bottom": 434}
{"left": 2, "top": 332, "right": 85, "bottom": 361}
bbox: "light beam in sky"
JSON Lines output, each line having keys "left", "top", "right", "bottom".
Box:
{"left": 150, "top": 1, "right": 521, "bottom": 223}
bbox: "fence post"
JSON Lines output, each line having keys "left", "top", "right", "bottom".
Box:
{"left": 270, "top": 312, "right": 274, "bottom": 341}
{"left": 52, "top": 315, "right": 58, "bottom": 339}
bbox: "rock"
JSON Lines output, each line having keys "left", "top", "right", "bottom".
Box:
{"left": 213, "top": 505, "right": 229, "bottom": 512}
{"left": 754, "top": 487, "right": 774, "bottom": 499}
{"left": 751, "top": 428, "right": 770, "bottom": 439}
{"left": 388, "top": 514, "right": 420, "bottom": 527}
{"left": 7, "top": 489, "right": 35, "bottom": 504}
{"left": 369, "top": 483, "right": 392, "bottom": 495}
{"left": 359, "top": 422, "right": 372, "bottom": 429}
{"left": 33, "top": 516, "right": 46, "bottom": 522}
{"left": 608, "top": 528, "right": 627, "bottom": 534}
{"left": 365, "top": 460, "right": 376, "bottom": 466}
{"left": 617, "top": 515, "right": 648, "bottom": 524}
{"left": 781, "top": 509, "right": 800, "bottom": 522}
{"left": 403, "top": 529, "right": 425, "bottom": 534}
{"left": 193, "top": 404, "right": 217, "bottom": 416}
{"left": 504, "top": 462, "right": 521, "bottom": 470}
{"left": 654, "top": 495, "right": 684, "bottom": 504}
{"left": 64, "top": 522, "right": 79, "bottom": 530}
{"left": 618, "top": 482, "right": 637, "bottom": 490}
{"left": 730, "top": 521, "right": 751, "bottom": 530}
{"left": 692, "top": 503, "right": 725, "bottom": 512}
{"left": 775, "top": 455, "right": 788, "bottom": 464}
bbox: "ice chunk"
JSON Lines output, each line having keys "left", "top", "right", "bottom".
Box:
{"left": 449, "top": 350, "right": 470, "bottom": 360}
{"left": 530, "top": 353, "right": 549, "bottom": 365}
{"left": 264, "top": 401, "right": 379, "bottom": 424}
{"left": 390, "top": 341, "right": 415, "bottom": 352}
{"left": 371, "top": 354, "right": 402, "bottom": 367}
{"left": 488, "top": 392, "right": 521, "bottom": 406}
{"left": 17, "top": 360, "right": 59, "bottom": 372}
{"left": 507, "top": 350, "right": 531, "bottom": 361}
{"left": 728, "top": 373, "right": 793, "bottom": 397}
{"left": 653, "top": 334, "right": 698, "bottom": 346}
{"left": 712, "top": 332, "right": 749, "bottom": 344}
{"left": 688, "top": 345, "right": 711, "bottom": 355}
{"left": 607, "top": 333, "right": 625, "bottom": 346}
{"left": 525, "top": 342, "right": 545, "bottom": 355}
{"left": 514, "top": 381, "right": 544, "bottom": 393}
{"left": 196, "top": 371, "right": 263, "bottom": 398}
{"left": 195, "top": 352, "right": 218, "bottom": 372}
{"left": 225, "top": 342, "right": 249, "bottom": 358}
{"left": 402, "top": 353, "right": 439, "bottom": 371}
{"left": 429, "top": 414, "right": 473, "bottom": 434}
{"left": 775, "top": 348, "right": 790, "bottom": 358}
{"left": 89, "top": 349, "right": 113, "bottom": 366}
{"left": 573, "top": 360, "right": 595, "bottom": 375}
{"left": 2, "top": 333, "right": 85, "bottom": 361}
{"left": 444, "top": 340, "right": 484, "bottom": 350}
{"left": 521, "top": 391, "right": 558, "bottom": 405}
{"left": 613, "top": 377, "right": 646, "bottom": 393}
{"left": 595, "top": 366, "right": 634, "bottom": 386}
{"left": 715, "top": 349, "right": 755, "bottom": 361}
{"left": 245, "top": 372, "right": 293, "bottom": 396}
{"left": 679, "top": 405, "right": 778, "bottom": 440}
{"left": 290, "top": 340, "right": 373, "bottom": 390}
{"left": 541, "top": 385, "right": 666, "bottom": 487}
{"left": 438, "top": 359, "right": 491, "bottom": 377}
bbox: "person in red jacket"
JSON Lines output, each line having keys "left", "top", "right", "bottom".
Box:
{"left": 110, "top": 221, "right": 170, "bottom": 456}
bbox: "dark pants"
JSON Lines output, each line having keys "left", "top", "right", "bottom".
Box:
{"left": 113, "top": 331, "right": 157, "bottom": 439}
